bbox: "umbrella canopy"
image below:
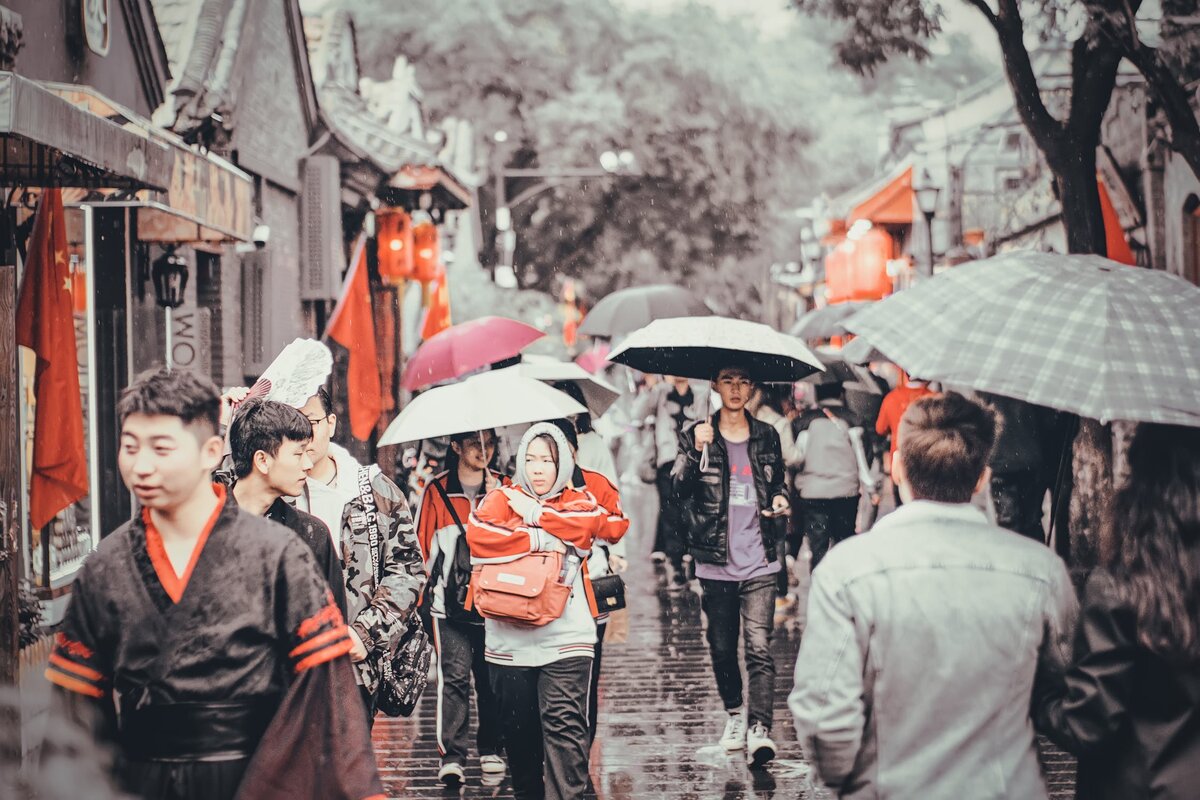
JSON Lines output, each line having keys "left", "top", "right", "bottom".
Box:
{"left": 490, "top": 360, "right": 621, "bottom": 418}
{"left": 608, "top": 316, "right": 824, "bottom": 382}
{"left": 379, "top": 371, "right": 586, "bottom": 445}
{"left": 401, "top": 316, "right": 544, "bottom": 391}
{"left": 574, "top": 341, "right": 611, "bottom": 374}
{"left": 578, "top": 284, "right": 710, "bottom": 339}
{"left": 789, "top": 302, "right": 869, "bottom": 340}
{"left": 845, "top": 251, "right": 1200, "bottom": 426}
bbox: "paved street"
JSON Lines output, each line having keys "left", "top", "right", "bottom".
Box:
{"left": 373, "top": 480, "right": 828, "bottom": 799}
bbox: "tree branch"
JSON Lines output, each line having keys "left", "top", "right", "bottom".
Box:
{"left": 962, "top": 0, "right": 999, "bottom": 30}
{"left": 1122, "top": 37, "right": 1200, "bottom": 182}
{"left": 986, "top": 0, "right": 1067, "bottom": 163}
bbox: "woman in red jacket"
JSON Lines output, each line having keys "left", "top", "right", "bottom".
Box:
{"left": 467, "top": 422, "right": 617, "bottom": 800}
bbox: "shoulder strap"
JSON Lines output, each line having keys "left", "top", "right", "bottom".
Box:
{"left": 357, "top": 466, "right": 381, "bottom": 582}
{"left": 430, "top": 478, "right": 467, "bottom": 537}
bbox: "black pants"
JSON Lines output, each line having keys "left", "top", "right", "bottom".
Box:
{"left": 799, "top": 495, "right": 860, "bottom": 569}
{"left": 433, "top": 617, "right": 501, "bottom": 765}
{"left": 491, "top": 657, "right": 593, "bottom": 800}
{"left": 359, "top": 683, "right": 376, "bottom": 730}
{"left": 698, "top": 574, "right": 777, "bottom": 729}
{"left": 654, "top": 464, "right": 686, "bottom": 570}
{"left": 991, "top": 469, "right": 1046, "bottom": 543}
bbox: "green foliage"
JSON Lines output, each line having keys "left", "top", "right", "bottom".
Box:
{"left": 348, "top": 0, "right": 991, "bottom": 319}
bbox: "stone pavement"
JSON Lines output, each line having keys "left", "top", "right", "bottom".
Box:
{"left": 371, "top": 480, "right": 1076, "bottom": 799}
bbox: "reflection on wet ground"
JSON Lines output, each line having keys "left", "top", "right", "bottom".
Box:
{"left": 373, "top": 480, "right": 828, "bottom": 799}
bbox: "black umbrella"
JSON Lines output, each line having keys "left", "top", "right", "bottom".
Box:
{"left": 578, "top": 284, "right": 711, "bottom": 339}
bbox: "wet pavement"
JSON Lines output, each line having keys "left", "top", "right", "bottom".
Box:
{"left": 372, "top": 479, "right": 826, "bottom": 799}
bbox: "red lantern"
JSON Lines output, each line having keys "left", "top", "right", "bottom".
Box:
{"left": 850, "top": 228, "right": 894, "bottom": 301}
{"left": 824, "top": 245, "right": 853, "bottom": 305}
{"left": 376, "top": 210, "right": 413, "bottom": 285}
{"left": 412, "top": 219, "right": 440, "bottom": 283}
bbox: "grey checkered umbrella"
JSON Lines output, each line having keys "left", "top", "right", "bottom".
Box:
{"left": 845, "top": 251, "right": 1200, "bottom": 426}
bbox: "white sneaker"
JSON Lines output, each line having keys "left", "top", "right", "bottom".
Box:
{"left": 719, "top": 712, "right": 747, "bottom": 751}
{"left": 747, "top": 722, "right": 777, "bottom": 767}
{"left": 479, "top": 754, "right": 506, "bottom": 774}
{"left": 438, "top": 761, "right": 464, "bottom": 786}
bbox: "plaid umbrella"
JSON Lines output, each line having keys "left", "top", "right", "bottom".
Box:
{"left": 845, "top": 251, "right": 1200, "bottom": 426}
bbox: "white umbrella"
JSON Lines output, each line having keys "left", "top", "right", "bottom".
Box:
{"left": 486, "top": 360, "right": 621, "bottom": 417}
{"left": 378, "top": 370, "right": 586, "bottom": 445}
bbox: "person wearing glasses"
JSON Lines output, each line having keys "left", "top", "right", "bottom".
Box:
{"left": 295, "top": 387, "right": 426, "bottom": 723}
{"left": 672, "top": 365, "right": 790, "bottom": 767}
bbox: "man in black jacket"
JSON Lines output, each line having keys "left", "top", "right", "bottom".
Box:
{"left": 227, "top": 399, "right": 346, "bottom": 614}
{"left": 672, "top": 365, "right": 790, "bottom": 768}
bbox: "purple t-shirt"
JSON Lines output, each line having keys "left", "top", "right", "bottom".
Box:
{"left": 695, "top": 437, "right": 780, "bottom": 582}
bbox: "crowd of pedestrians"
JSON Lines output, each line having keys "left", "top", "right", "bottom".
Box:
{"left": 32, "top": 333, "right": 1200, "bottom": 800}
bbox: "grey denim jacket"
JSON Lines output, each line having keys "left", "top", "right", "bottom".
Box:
{"left": 789, "top": 501, "right": 1078, "bottom": 800}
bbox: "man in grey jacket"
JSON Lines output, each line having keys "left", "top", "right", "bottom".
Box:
{"left": 789, "top": 392, "right": 1077, "bottom": 799}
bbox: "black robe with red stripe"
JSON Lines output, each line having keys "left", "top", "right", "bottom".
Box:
{"left": 46, "top": 487, "right": 383, "bottom": 800}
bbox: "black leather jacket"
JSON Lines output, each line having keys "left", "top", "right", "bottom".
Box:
{"left": 671, "top": 414, "right": 788, "bottom": 567}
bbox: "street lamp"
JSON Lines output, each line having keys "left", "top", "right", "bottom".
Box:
{"left": 914, "top": 168, "right": 940, "bottom": 276}
{"left": 151, "top": 247, "right": 188, "bottom": 370}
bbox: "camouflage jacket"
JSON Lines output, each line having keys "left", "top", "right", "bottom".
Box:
{"left": 338, "top": 461, "right": 426, "bottom": 693}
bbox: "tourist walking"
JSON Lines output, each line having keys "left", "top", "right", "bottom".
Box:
{"left": 672, "top": 366, "right": 790, "bottom": 766}
{"left": 415, "top": 429, "right": 506, "bottom": 786}
{"left": 45, "top": 369, "right": 382, "bottom": 800}
{"left": 295, "top": 387, "right": 426, "bottom": 722}
{"left": 1035, "top": 423, "right": 1200, "bottom": 800}
{"left": 466, "top": 423, "right": 619, "bottom": 800}
{"left": 790, "top": 392, "right": 1076, "bottom": 799}
{"left": 649, "top": 376, "right": 708, "bottom": 586}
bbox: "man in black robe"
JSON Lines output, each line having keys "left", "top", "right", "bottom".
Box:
{"left": 45, "top": 368, "right": 382, "bottom": 800}
{"left": 226, "top": 399, "right": 346, "bottom": 613}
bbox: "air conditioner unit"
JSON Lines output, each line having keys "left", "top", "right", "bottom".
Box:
{"left": 300, "top": 155, "right": 346, "bottom": 301}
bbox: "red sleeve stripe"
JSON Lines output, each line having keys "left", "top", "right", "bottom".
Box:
{"left": 468, "top": 515, "right": 519, "bottom": 537}
{"left": 45, "top": 667, "right": 104, "bottom": 698}
{"left": 48, "top": 653, "right": 104, "bottom": 683}
{"left": 293, "top": 635, "right": 353, "bottom": 673}
{"left": 289, "top": 625, "right": 351, "bottom": 659}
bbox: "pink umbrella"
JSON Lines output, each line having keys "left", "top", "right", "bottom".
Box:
{"left": 574, "top": 342, "right": 611, "bottom": 374}
{"left": 401, "top": 316, "right": 545, "bottom": 391}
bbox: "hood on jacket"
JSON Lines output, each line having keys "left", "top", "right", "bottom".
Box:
{"left": 514, "top": 422, "right": 576, "bottom": 500}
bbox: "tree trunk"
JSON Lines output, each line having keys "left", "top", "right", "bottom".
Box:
{"left": 1051, "top": 145, "right": 1107, "bottom": 256}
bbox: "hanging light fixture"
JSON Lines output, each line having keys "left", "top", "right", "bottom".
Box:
{"left": 151, "top": 247, "right": 188, "bottom": 309}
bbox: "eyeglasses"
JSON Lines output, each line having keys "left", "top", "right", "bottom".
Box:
{"left": 306, "top": 415, "right": 330, "bottom": 429}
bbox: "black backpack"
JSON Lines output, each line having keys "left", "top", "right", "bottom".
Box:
{"left": 427, "top": 480, "right": 482, "bottom": 625}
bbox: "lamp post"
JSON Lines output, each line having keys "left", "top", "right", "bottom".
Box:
{"left": 493, "top": 145, "right": 640, "bottom": 288}
{"left": 914, "top": 168, "right": 941, "bottom": 277}
{"left": 151, "top": 247, "right": 188, "bottom": 370}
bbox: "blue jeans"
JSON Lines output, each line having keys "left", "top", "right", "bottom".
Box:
{"left": 699, "top": 573, "right": 777, "bottom": 729}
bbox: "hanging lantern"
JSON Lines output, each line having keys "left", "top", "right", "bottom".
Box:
{"left": 412, "top": 216, "right": 440, "bottom": 283}
{"left": 376, "top": 210, "right": 414, "bottom": 285}
{"left": 151, "top": 247, "right": 189, "bottom": 309}
{"left": 850, "top": 228, "right": 894, "bottom": 301}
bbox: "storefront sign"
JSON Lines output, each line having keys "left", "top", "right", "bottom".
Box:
{"left": 169, "top": 307, "right": 212, "bottom": 376}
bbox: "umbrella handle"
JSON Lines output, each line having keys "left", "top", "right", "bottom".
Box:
{"left": 699, "top": 402, "right": 712, "bottom": 471}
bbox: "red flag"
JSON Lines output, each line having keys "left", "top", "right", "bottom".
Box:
{"left": 15, "top": 190, "right": 88, "bottom": 530}
{"left": 326, "top": 235, "right": 382, "bottom": 440}
{"left": 420, "top": 266, "right": 452, "bottom": 341}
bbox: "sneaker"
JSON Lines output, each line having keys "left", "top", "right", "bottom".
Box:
{"left": 747, "top": 722, "right": 776, "bottom": 768}
{"left": 650, "top": 551, "right": 668, "bottom": 565}
{"left": 719, "top": 712, "right": 747, "bottom": 751}
{"left": 479, "top": 754, "right": 506, "bottom": 775}
{"left": 438, "top": 762, "right": 464, "bottom": 786}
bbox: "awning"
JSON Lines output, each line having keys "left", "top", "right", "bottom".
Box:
{"left": 850, "top": 165, "right": 913, "bottom": 225}
{"left": 45, "top": 82, "right": 254, "bottom": 243}
{"left": 0, "top": 71, "right": 173, "bottom": 191}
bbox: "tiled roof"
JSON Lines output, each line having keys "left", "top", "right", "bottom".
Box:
{"left": 148, "top": 0, "right": 203, "bottom": 78}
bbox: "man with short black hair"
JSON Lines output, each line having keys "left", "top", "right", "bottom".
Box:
{"left": 227, "top": 399, "right": 345, "bottom": 613}
{"left": 789, "top": 392, "right": 1077, "bottom": 799}
{"left": 46, "top": 368, "right": 381, "bottom": 800}
{"left": 673, "top": 366, "right": 790, "bottom": 767}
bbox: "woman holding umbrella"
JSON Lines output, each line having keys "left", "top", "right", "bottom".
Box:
{"left": 466, "top": 423, "right": 622, "bottom": 800}
{"left": 1035, "top": 423, "right": 1200, "bottom": 799}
